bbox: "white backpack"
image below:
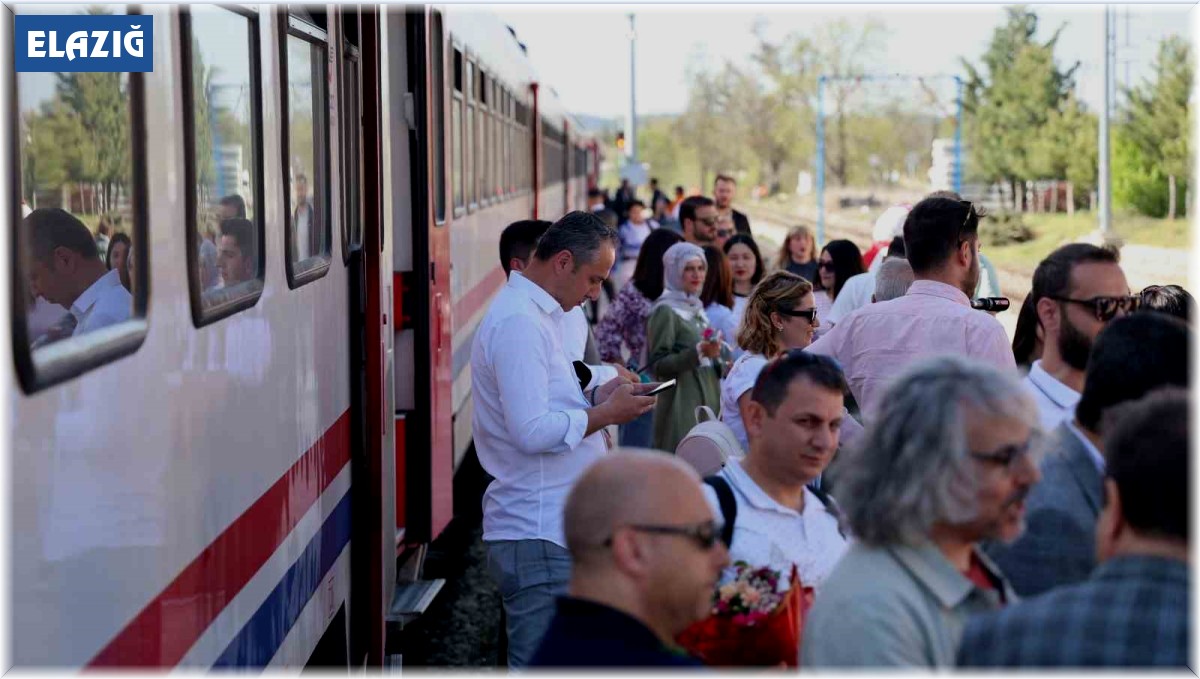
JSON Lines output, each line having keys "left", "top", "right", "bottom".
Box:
{"left": 675, "top": 406, "right": 745, "bottom": 477}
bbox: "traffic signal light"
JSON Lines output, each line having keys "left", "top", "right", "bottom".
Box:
{"left": 615, "top": 131, "right": 625, "bottom": 150}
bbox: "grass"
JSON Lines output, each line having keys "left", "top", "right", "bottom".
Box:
{"left": 985, "top": 211, "right": 1192, "bottom": 271}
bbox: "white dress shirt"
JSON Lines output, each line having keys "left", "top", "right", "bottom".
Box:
{"left": 827, "top": 271, "right": 876, "bottom": 325}
{"left": 471, "top": 272, "right": 607, "bottom": 547}
{"left": 558, "top": 306, "right": 616, "bottom": 389}
{"left": 1023, "top": 360, "right": 1081, "bottom": 432}
{"left": 71, "top": 269, "right": 132, "bottom": 336}
{"left": 702, "top": 459, "right": 848, "bottom": 590}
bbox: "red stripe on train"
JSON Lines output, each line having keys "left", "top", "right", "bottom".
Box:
{"left": 452, "top": 265, "right": 507, "bottom": 335}
{"left": 87, "top": 412, "right": 352, "bottom": 668}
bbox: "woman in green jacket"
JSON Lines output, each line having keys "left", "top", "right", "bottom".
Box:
{"left": 645, "top": 242, "right": 730, "bottom": 452}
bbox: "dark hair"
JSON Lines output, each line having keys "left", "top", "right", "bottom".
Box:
{"left": 594, "top": 208, "right": 619, "bottom": 230}
{"left": 499, "top": 219, "right": 553, "bottom": 275}
{"left": 220, "top": 194, "right": 247, "bottom": 218}
{"left": 650, "top": 178, "right": 659, "bottom": 186}
{"left": 886, "top": 235, "right": 906, "bottom": 259}
{"left": 723, "top": 234, "right": 765, "bottom": 286}
{"left": 1031, "top": 243, "right": 1121, "bottom": 318}
{"left": 105, "top": 232, "right": 132, "bottom": 270}
{"left": 700, "top": 245, "right": 734, "bottom": 308}
{"left": 24, "top": 207, "right": 99, "bottom": 261}
{"left": 587, "top": 188, "right": 604, "bottom": 200}
{"left": 1012, "top": 293, "right": 1042, "bottom": 369}
{"left": 1075, "top": 313, "right": 1190, "bottom": 432}
{"left": 1140, "top": 284, "right": 1194, "bottom": 324}
{"left": 750, "top": 351, "right": 847, "bottom": 417}
{"left": 631, "top": 228, "right": 683, "bottom": 300}
{"left": 817, "top": 239, "right": 865, "bottom": 299}
{"left": 903, "top": 196, "right": 981, "bottom": 274}
{"left": 714, "top": 174, "right": 736, "bottom": 187}
{"left": 219, "top": 217, "right": 256, "bottom": 257}
{"left": 533, "top": 211, "right": 619, "bottom": 267}
{"left": 679, "top": 195, "right": 714, "bottom": 226}
{"left": 1103, "top": 388, "right": 1189, "bottom": 543}
{"left": 628, "top": 199, "right": 646, "bottom": 211}
{"left": 674, "top": 186, "right": 685, "bottom": 196}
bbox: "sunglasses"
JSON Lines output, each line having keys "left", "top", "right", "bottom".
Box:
{"left": 777, "top": 306, "right": 818, "bottom": 323}
{"left": 1049, "top": 294, "right": 1140, "bottom": 322}
{"left": 605, "top": 521, "right": 722, "bottom": 550}
{"left": 969, "top": 435, "right": 1039, "bottom": 473}
{"left": 716, "top": 229, "right": 734, "bottom": 238}
{"left": 818, "top": 260, "right": 836, "bottom": 271}
{"left": 697, "top": 215, "right": 720, "bottom": 227}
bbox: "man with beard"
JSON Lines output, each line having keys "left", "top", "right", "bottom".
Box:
{"left": 808, "top": 195, "right": 1014, "bottom": 421}
{"left": 985, "top": 313, "right": 1190, "bottom": 597}
{"left": 801, "top": 355, "right": 1036, "bottom": 668}
{"left": 1024, "top": 244, "right": 1133, "bottom": 430}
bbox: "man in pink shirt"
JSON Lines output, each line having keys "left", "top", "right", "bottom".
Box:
{"left": 807, "top": 195, "right": 1015, "bottom": 421}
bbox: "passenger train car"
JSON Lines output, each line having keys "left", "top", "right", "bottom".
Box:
{"left": 5, "top": 4, "right": 598, "bottom": 668}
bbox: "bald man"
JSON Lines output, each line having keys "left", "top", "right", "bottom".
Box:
{"left": 529, "top": 451, "right": 729, "bottom": 668}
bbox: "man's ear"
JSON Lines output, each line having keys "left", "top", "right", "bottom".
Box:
{"left": 744, "top": 400, "right": 769, "bottom": 441}
{"left": 53, "top": 246, "right": 76, "bottom": 272}
{"left": 554, "top": 250, "right": 574, "bottom": 274}
{"left": 508, "top": 257, "right": 525, "bottom": 274}
{"left": 608, "top": 527, "right": 649, "bottom": 579}
{"left": 1035, "top": 296, "right": 1059, "bottom": 335}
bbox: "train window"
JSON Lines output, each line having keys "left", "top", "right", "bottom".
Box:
{"left": 491, "top": 81, "right": 500, "bottom": 199}
{"left": 451, "top": 47, "right": 464, "bottom": 213}
{"left": 465, "top": 59, "right": 476, "bottom": 210}
{"left": 283, "top": 10, "right": 333, "bottom": 287}
{"left": 342, "top": 29, "right": 363, "bottom": 261}
{"left": 478, "top": 72, "right": 488, "bottom": 206}
{"left": 12, "top": 4, "right": 149, "bottom": 392}
{"left": 431, "top": 13, "right": 446, "bottom": 223}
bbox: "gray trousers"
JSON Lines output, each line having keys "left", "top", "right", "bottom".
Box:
{"left": 484, "top": 539, "right": 572, "bottom": 669}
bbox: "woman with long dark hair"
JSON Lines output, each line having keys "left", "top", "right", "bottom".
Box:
{"left": 723, "top": 234, "right": 765, "bottom": 330}
{"left": 813, "top": 239, "right": 864, "bottom": 339}
{"left": 700, "top": 245, "right": 738, "bottom": 358}
{"left": 105, "top": 232, "right": 132, "bottom": 292}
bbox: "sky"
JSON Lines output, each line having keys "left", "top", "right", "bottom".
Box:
{"left": 493, "top": 3, "right": 1194, "bottom": 120}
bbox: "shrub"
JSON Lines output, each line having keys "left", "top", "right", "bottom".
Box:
{"left": 979, "top": 211, "right": 1034, "bottom": 247}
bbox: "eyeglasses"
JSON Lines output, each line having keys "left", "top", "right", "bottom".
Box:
{"left": 776, "top": 307, "right": 818, "bottom": 323}
{"left": 604, "top": 520, "right": 722, "bottom": 551}
{"left": 716, "top": 229, "right": 734, "bottom": 238}
{"left": 697, "top": 216, "right": 720, "bottom": 227}
{"left": 1048, "top": 294, "right": 1140, "bottom": 322}
{"left": 969, "top": 436, "right": 1038, "bottom": 473}
{"left": 961, "top": 200, "right": 975, "bottom": 228}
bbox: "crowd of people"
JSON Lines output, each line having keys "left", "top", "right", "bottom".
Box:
{"left": 469, "top": 184, "right": 1193, "bottom": 670}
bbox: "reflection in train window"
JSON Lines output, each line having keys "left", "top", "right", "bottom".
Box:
{"left": 431, "top": 13, "right": 446, "bottom": 222}
{"left": 284, "top": 18, "right": 332, "bottom": 285}
{"left": 465, "top": 59, "right": 476, "bottom": 209}
{"left": 184, "top": 5, "right": 265, "bottom": 321}
{"left": 13, "top": 4, "right": 148, "bottom": 391}
{"left": 452, "top": 47, "right": 464, "bottom": 212}
{"left": 478, "top": 72, "right": 489, "bottom": 205}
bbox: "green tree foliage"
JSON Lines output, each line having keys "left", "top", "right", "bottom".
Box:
{"left": 54, "top": 72, "right": 130, "bottom": 211}
{"left": 1120, "top": 35, "right": 1190, "bottom": 219}
{"left": 961, "top": 6, "right": 1080, "bottom": 208}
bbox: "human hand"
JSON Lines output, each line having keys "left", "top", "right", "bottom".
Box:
{"left": 600, "top": 382, "right": 658, "bottom": 425}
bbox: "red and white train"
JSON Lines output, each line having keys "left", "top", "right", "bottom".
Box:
{"left": 5, "top": 3, "right": 599, "bottom": 669}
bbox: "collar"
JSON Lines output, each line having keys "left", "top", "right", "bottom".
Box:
{"left": 509, "top": 271, "right": 565, "bottom": 321}
{"left": 1027, "top": 360, "right": 1081, "bottom": 410}
{"left": 590, "top": 204, "right": 606, "bottom": 212}
{"left": 888, "top": 540, "right": 1009, "bottom": 609}
{"left": 724, "top": 458, "right": 822, "bottom": 518}
{"left": 71, "top": 269, "right": 121, "bottom": 318}
{"left": 906, "top": 279, "right": 971, "bottom": 307}
{"left": 1064, "top": 418, "right": 1106, "bottom": 473}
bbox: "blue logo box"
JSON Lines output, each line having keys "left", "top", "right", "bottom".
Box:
{"left": 15, "top": 14, "right": 153, "bottom": 73}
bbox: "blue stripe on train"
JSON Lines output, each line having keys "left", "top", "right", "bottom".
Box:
{"left": 212, "top": 490, "right": 351, "bottom": 667}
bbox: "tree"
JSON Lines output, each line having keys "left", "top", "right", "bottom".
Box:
{"left": 962, "top": 6, "right": 1079, "bottom": 209}
{"left": 1121, "top": 35, "right": 1191, "bottom": 219}
{"left": 813, "top": 19, "right": 886, "bottom": 187}
{"left": 55, "top": 71, "right": 129, "bottom": 212}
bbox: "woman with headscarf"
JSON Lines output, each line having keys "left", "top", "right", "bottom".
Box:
{"left": 645, "top": 242, "right": 730, "bottom": 452}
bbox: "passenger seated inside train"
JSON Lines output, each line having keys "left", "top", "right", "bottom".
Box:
{"left": 217, "top": 218, "right": 257, "bottom": 289}
{"left": 23, "top": 207, "right": 132, "bottom": 347}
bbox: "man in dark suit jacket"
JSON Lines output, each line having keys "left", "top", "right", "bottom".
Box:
{"left": 959, "top": 389, "right": 1189, "bottom": 668}
{"left": 713, "top": 174, "right": 752, "bottom": 236}
{"left": 984, "top": 313, "right": 1190, "bottom": 596}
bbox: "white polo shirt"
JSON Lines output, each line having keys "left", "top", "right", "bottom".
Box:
{"left": 701, "top": 458, "right": 849, "bottom": 590}
{"left": 1023, "top": 360, "right": 1081, "bottom": 432}
{"left": 70, "top": 269, "right": 132, "bottom": 336}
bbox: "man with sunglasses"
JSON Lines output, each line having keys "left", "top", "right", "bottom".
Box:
{"left": 1023, "top": 243, "right": 1132, "bottom": 431}
{"left": 679, "top": 195, "right": 719, "bottom": 246}
{"left": 703, "top": 351, "right": 850, "bottom": 591}
{"left": 807, "top": 195, "right": 1015, "bottom": 421}
{"left": 985, "top": 313, "right": 1190, "bottom": 597}
{"left": 529, "top": 451, "right": 728, "bottom": 667}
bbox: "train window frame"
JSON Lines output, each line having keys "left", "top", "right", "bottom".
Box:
{"left": 430, "top": 12, "right": 446, "bottom": 225}
{"left": 280, "top": 7, "right": 333, "bottom": 289}
{"left": 181, "top": 4, "right": 268, "bottom": 327}
{"left": 340, "top": 13, "right": 363, "bottom": 264}
{"left": 491, "top": 79, "right": 500, "bottom": 201}
{"left": 9, "top": 5, "right": 151, "bottom": 394}
{"left": 451, "top": 44, "right": 464, "bottom": 217}
{"left": 465, "top": 55, "right": 476, "bottom": 213}
{"left": 477, "top": 70, "right": 488, "bottom": 208}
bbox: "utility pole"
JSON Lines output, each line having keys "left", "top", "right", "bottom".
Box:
{"left": 627, "top": 12, "right": 637, "bottom": 166}
{"left": 1098, "top": 4, "right": 1114, "bottom": 236}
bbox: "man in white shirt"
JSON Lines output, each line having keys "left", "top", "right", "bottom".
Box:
{"left": 829, "top": 236, "right": 906, "bottom": 325}
{"left": 1023, "top": 243, "right": 1132, "bottom": 431}
{"left": 473, "top": 211, "right": 660, "bottom": 668}
{"left": 23, "top": 208, "right": 132, "bottom": 341}
{"left": 703, "top": 351, "right": 849, "bottom": 590}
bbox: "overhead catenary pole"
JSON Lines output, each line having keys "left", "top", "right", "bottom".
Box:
{"left": 627, "top": 12, "right": 637, "bottom": 165}
{"left": 1098, "top": 4, "right": 1113, "bottom": 235}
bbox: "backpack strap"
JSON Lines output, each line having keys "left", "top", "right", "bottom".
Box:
{"left": 807, "top": 481, "right": 847, "bottom": 539}
{"left": 704, "top": 475, "right": 737, "bottom": 549}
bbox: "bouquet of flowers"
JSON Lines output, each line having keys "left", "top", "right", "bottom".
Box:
{"left": 676, "top": 562, "right": 813, "bottom": 667}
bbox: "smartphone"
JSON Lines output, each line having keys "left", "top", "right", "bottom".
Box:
{"left": 645, "top": 379, "right": 677, "bottom": 396}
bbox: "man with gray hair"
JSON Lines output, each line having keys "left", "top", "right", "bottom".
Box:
{"left": 801, "top": 354, "right": 1039, "bottom": 668}
{"left": 872, "top": 257, "right": 915, "bottom": 303}
{"left": 471, "top": 211, "right": 663, "bottom": 668}
{"left": 529, "top": 451, "right": 728, "bottom": 667}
